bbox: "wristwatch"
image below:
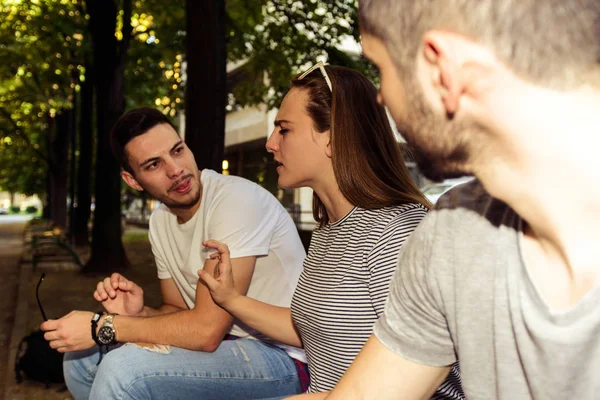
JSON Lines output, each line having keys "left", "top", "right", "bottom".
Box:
{"left": 97, "top": 314, "right": 118, "bottom": 346}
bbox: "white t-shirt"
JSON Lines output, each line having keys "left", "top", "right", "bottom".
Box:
{"left": 148, "top": 169, "right": 306, "bottom": 360}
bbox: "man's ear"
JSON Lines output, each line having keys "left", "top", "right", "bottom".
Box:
{"left": 121, "top": 171, "right": 144, "bottom": 191}
{"left": 420, "top": 30, "right": 497, "bottom": 116}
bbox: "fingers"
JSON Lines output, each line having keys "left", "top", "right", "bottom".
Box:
{"left": 94, "top": 273, "right": 135, "bottom": 301}
{"left": 94, "top": 280, "right": 109, "bottom": 301}
{"left": 54, "top": 345, "right": 70, "bottom": 353}
{"left": 41, "top": 322, "right": 69, "bottom": 351}
{"left": 40, "top": 319, "right": 58, "bottom": 332}
{"left": 197, "top": 269, "right": 218, "bottom": 290}
{"left": 93, "top": 277, "right": 117, "bottom": 301}
{"left": 111, "top": 272, "right": 127, "bottom": 290}
{"left": 112, "top": 273, "right": 139, "bottom": 294}
{"left": 45, "top": 335, "right": 74, "bottom": 353}
{"left": 47, "top": 339, "right": 66, "bottom": 350}
{"left": 43, "top": 330, "right": 62, "bottom": 341}
{"left": 203, "top": 240, "right": 232, "bottom": 265}
{"left": 203, "top": 240, "right": 230, "bottom": 255}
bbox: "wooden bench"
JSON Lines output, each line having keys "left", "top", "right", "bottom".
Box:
{"left": 31, "top": 228, "right": 83, "bottom": 272}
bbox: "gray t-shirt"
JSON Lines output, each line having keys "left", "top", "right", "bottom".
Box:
{"left": 374, "top": 180, "right": 600, "bottom": 399}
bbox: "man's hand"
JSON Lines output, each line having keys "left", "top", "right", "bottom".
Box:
{"left": 41, "top": 310, "right": 96, "bottom": 353}
{"left": 94, "top": 273, "right": 144, "bottom": 316}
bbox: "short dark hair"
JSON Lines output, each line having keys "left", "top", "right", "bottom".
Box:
{"left": 359, "top": 0, "right": 600, "bottom": 90}
{"left": 110, "top": 107, "right": 177, "bottom": 174}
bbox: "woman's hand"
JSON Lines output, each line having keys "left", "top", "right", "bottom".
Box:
{"left": 198, "top": 240, "right": 241, "bottom": 309}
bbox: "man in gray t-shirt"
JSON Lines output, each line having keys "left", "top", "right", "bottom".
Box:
{"left": 308, "top": 0, "right": 600, "bottom": 399}
{"left": 376, "top": 180, "right": 600, "bottom": 399}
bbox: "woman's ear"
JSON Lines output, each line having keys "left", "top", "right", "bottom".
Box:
{"left": 323, "top": 130, "right": 333, "bottom": 158}
{"left": 325, "top": 141, "right": 333, "bottom": 158}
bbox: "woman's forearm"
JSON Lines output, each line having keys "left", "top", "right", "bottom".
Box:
{"left": 224, "top": 295, "right": 302, "bottom": 347}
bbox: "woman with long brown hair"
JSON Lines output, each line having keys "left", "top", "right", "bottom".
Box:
{"left": 199, "top": 63, "right": 463, "bottom": 399}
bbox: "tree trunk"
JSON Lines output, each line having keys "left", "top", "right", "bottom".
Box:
{"left": 42, "top": 177, "right": 51, "bottom": 219}
{"left": 49, "top": 111, "right": 71, "bottom": 229}
{"left": 74, "top": 58, "right": 94, "bottom": 246}
{"left": 43, "top": 117, "right": 54, "bottom": 220}
{"left": 184, "top": 0, "right": 226, "bottom": 171}
{"left": 85, "top": 0, "right": 131, "bottom": 271}
{"left": 68, "top": 92, "right": 78, "bottom": 242}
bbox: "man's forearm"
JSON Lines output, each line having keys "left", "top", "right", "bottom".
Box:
{"left": 137, "top": 303, "right": 185, "bottom": 317}
{"left": 113, "top": 309, "right": 229, "bottom": 351}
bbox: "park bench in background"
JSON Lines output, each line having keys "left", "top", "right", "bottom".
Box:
{"left": 24, "top": 220, "right": 83, "bottom": 272}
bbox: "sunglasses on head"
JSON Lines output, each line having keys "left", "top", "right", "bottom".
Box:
{"left": 297, "top": 61, "right": 333, "bottom": 92}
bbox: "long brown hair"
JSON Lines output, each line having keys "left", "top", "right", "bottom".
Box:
{"left": 290, "top": 65, "right": 432, "bottom": 226}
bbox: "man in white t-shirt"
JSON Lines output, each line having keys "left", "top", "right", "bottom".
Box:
{"left": 41, "top": 107, "right": 308, "bottom": 399}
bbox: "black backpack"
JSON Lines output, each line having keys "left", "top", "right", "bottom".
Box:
{"left": 14, "top": 329, "right": 65, "bottom": 387}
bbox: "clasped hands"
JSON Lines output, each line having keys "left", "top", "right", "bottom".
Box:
{"left": 40, "top": 273, "right": 144, "bottom": 353}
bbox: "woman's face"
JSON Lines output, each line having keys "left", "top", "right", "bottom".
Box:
{"left": 266, "top": 88, "right": 331, "bottom": 189}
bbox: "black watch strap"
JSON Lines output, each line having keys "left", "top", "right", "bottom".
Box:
{"left": 91, "top": 311, "right": 103, "bottom": 346}
{"left": 90, "top": 311, "right": 105, "bottom": 365}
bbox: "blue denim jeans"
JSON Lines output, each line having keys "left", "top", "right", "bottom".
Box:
{"left": 63, "top": 338, "right": 302, "bottom": 400}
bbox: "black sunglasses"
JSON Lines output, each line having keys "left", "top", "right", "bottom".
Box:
{"left": 36, "top": 273, "right": 47, "bottom": 322}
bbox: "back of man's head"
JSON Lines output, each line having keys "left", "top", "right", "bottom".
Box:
{"left": 359, "top": 0, "right": 600, "bottom": 90}
{"left": 110, "top": 107, "right": 177, "bottom": 174}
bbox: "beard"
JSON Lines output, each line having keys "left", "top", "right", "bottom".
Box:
{"left": 147, "top": 173, "right": 202, "bottom": 210}
{"left": 394, "top": 76, "right": 476, "bottom": 182}
{"left": 160, "top": 186, "right": 201, "bottom": 210}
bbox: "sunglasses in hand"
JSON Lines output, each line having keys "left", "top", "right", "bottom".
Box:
{"left": 36, "top": 272, "right": 47, "bottom": 322}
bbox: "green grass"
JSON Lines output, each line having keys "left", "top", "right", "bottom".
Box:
{"left": 123, "top": 230, "right": 150, "bottom": 243}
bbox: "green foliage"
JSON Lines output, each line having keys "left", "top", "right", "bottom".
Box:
{"left": 0, "top": 0, "right": 187, "bottom": 195}
{"left": 124, "top": 0, "right": 374, "bottom": 113}
{"left": 0, "top": 135, "right": 47, "bottom": 196}
{"left": 10, "top": 205, "right": 20, "bottom": 213}
{"left": 0, "top": 0, "right": 369, "bottom": 195}
{"left": 0, "top": 0, "right": 87, "bottom": 195}
{"left": 124, "top": 0, "right": 186, "bottom": 117}
{"left": 226, "top": 0, "right": 374, "bottom": 109}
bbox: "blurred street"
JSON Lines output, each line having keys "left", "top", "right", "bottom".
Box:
{"left": 0, "top": 216, "right": 31, "bottom": 400}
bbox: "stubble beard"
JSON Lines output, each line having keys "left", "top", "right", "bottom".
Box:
{"left": 162, "top": 186, "right": 201, "bottom": 210}
{"left": 395, "top": 76, "right": 474, "bottom": 182}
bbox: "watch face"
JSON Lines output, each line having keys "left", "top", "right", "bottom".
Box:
{"left": 98, "top": 326, "right": 115, "bottom": 345}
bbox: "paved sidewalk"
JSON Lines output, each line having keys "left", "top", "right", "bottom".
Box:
{"left": 0, "top": 216, "right": 31, "bottom": 400}
{"left": 2, "top": 221, "right": 160, "bottom": 400}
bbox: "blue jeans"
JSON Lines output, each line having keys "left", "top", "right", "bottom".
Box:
{"left": 63, "top": 338, "right": 302, "bottom": 400}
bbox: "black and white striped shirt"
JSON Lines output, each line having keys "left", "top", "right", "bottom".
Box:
{"left": 291, "top": 203, "right": 464, "bottom": 398}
